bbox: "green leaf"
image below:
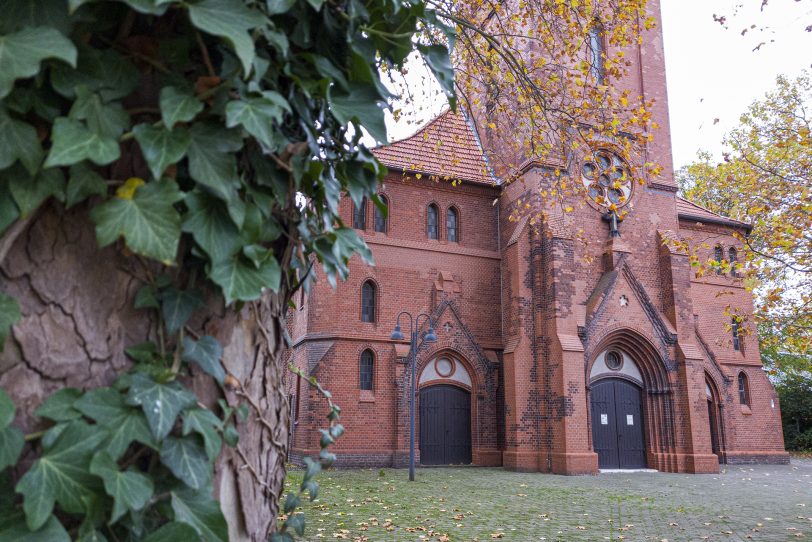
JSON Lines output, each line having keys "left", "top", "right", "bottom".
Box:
{"left": 124, "top": 341, "right": 158, "bottom": 364}
{"left": 182, "top": 191, "right": 241, "bottom": 262}
{"left": 159, "top": 287, "right": 203, "bottom": 335}
{"left": 170, "top": 487, "right": 228, "bottom": 542}
{"left": 419, "top": 44, "right": 455, "bottom": 105}
{"left": 0, "top": 512, "right": 70, "bottom": 542}
{"left": 50, "top": 46, "right": 138, "bottom": 101}
{"left": 187, "top": 122, "right": 242, "bottom": 202}
{"left": 133, "top": 124, "right": 191, "bottom": 180}
{"left": 15, "top": 420, "right": 106, "bottom": 530}
{"left": 74, "top": 388, "right": 156, "bottom": 458}
{"left": 34, "top": 388, "right": 82, "bottom": 422}
{"left": 90, "top": 178, "right": 183, "bottom": 265}
{"left": 160, "top": 436, "right": 210, "bottom": 490}
{"left": 0, "top": 389, "right": 14, "bottom": 428}
{"left": 7, "top": 165, "right": 65, "bottom": 217}
{"left": 188, "top": 0, "right": 266, "bottom": 75}
{"left": 0, "top": 108, "right": 43, "bottom": 174}
{"left": 328, "top": 84, "right": 387, "bottom": 142}
{"left": 0, "top": 293, "right": 21, "bottom": 352}
{"left": 69, "top": 87, "right": 130, "bottom": 139}
{"left": 160, "top": 86, "right": 203, "bottom": 129}
{"left": 266, "top": 0, "right": 296, "bottom": 15}
{"left": 182, "top": 336, "right": 225, "bottom": 384}
{"left": 44, "top": 117, "right": 120, "bottom": 168}
{"left": 0, "top": 181, "right": 20, "bottom": 236}
{"left": 210, "top": 253, "right": 282, "bottom": 304}
{"left": 0, "top": 0, "right": 72, "bottom": 35}
{"left": 225, "top": 94, "right": 289, "bottom": 149}
{"left": 0, "top": 426, "right": 24, "bottom": 470}
{"left": 66, "top": 163, "right": 106, "bottom": 208}
{"left": 182, "top": 407, "right": 223, "bottom": 460}
{"left": 126, "top": 373, "right": 196, "bottom": 440}
{"left": 143, "top": 522, "right": 199, "bottom": 542}
{"left": 0, "top": 27, "right": 77, "bottom": 98}
{"left": 134, "top": 285, "right": 159, "bottom": 310}
{"left": 89, "top": 451, "right": 153, "bottom": 523}
{"left": 286, "top": 513, "right": 305, "bottom": 536}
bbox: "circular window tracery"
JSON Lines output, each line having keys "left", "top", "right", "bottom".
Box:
{"left": 435, "top": 357, "right": 454, "bottom": 378}
{"left": 581, "top": 150, "right": 633, "bottom": 210}
{"left": 605, "top": 350, "right": 623, "bottom": 371}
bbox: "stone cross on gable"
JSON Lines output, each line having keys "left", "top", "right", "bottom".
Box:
{"left": 442, "top": 322, "right": 452, "bottom": 333}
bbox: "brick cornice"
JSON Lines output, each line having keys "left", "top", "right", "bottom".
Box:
{"left": 361, "top": 233, "right": 501, "bottom": 260}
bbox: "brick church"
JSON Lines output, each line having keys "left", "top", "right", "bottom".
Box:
{"left": 287, "top": 0, "right": 789, "bottom": 473}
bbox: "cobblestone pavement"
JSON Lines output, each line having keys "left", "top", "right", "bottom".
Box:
{"left": 290, "top": 459, "right": 812, "bottom": 542}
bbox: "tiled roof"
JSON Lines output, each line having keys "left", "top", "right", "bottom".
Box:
{"left": 676, "top": 197, "right": 751, "bottom": 230}
{"left": 372, "top": 109, "right": 497, "bottom": 185}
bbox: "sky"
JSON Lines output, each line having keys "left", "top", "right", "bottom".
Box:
{"left": 384, "top": 0, "right": 812, "bottom": 171}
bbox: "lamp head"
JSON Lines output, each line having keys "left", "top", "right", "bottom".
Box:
{"left": 390, "top": 324, "right": 405, "bottom": 341}
{"left": 424, "top": 326, "right": 437, "bottom": 343}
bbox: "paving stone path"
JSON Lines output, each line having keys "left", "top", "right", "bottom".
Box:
{"left": 290, "top": 459, "right": 812, "bottom": 541}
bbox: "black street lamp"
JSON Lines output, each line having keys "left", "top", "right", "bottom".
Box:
{"left": 390, "top": 311, "right": 437, "bottom": 481}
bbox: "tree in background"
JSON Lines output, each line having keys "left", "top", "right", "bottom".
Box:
{"left": 678, "top": 73, "right": 812, "bottom": 372}
{"left": 775, "top": 372, "right": 812, "bottom": 452}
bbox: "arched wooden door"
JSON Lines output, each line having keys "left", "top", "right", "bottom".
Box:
{"left": 419, "top": 385, "right": 472, "bottom": 465}
{"left": 590, "top": 379, "right": 646, "bottom": 469}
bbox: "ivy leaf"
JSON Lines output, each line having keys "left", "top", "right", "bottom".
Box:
{"left": 225, "top": 94, "right": 289, "bottom": 149}
{"left": 182, "top": 407, "right": 223, "bottom": 460}
{"left": 170, "top": 486, "right": 228, "bottom": 542}
{"left": 15, "top": 420, "right": 106, "bottom": 531}
{"left": 34, "top": 388, "right": 82, "bottom": 422}
{"left": 66, "top": 162, "right": 106, "bottom": 208}
{"left": 182, "top": 191, "right": 241, "bottom": 262}
{"left": 159, "top": 287, "right": 203, "bottom": 335}
{"left": 74, "top": 388, "right": 156, "bottom": 458}
{"left": 90, "top": 178, "right": 183, "bottom": 265}
{"left": 7, "top": 165, "right": 65, "bottom": 217}
{"left": 0, "top": 389, "right": 14, "bottom": 428}
{"left": 126, "top": 373, "right": 196, "bottom": 440}
{"left": 0, "top": 182, "right": 20, "bottom": 236}
{"left": 0, "top": 512, "right": 70, "bottom": 542}
{"left": 210, "top": 253, "right": 282, "bottom": 304}
{"left": 143, "top": 522, "right": 199, "bottom": 542}
{"left": 160, "top": 86, "right": 203, "bottom": 129}
{"left": 0, "top": 108, "right": 43, "bottom": 175}
{"left": 0, "top": 293, "right": 21, "bottom": 352}
{"left": 328, "top": 83, "right": 387, "bottom": 142}
{"left": 187, "top": 122, "right": 242, "bottom": 202}
{"left": 182, "top": 336, "right": 225, "bottom": 384}
{"left": 160, "top": 436, "right": 210, "bottom": 490}
{"left": 0, "top": 426, "right": 24, "bottom": 471}
{"left": 266, "top": 0, "right": 296, "bottom": 15}
{"left": 0, "top": 27, "right": 77, "bottom": 98}
{"left": 187, "top": 0, "right": 267, "bottom": 75}
{"left": 44, "top": 117, "right": 120, "bottom": 168}
{"left": 89, "top": 451, "right": 153, "bottom": 523}
{"left": 133, "top": 124, "right": 191, "bottom": 180}
{"left": 69, "top": 87, "right": 130, "bottom": 139}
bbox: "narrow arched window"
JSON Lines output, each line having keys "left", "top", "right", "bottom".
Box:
{"left": 353, "top": 198, "right": 366, "bottom": 230}
{"left": 447, "top": 207, "right": 458, "bottom": 243}
{"left": 731, "top": 318, "right": 741, "bottom": 351}
{"left": 374, "top": 195, "right": 388, "bottom": 233}
{"left": 588, "top": 21, "right": 606, "bottom": 84}
{"left": 361, "top": 281, "right": 376, "bottom": 323}
{"left": 738, "top": 372, "right": 749, "bottom": 405}
{"left": 714, "top": 245, "right": 723, "bottom": 275}
{"left": 728, "top": 247, "right": 738, "bottom": 277}
{"left": 360, "top": 350, "right": 374, "bottom": 390}
{"left": 427, "top": 204, "right": 439, "bottom": 240}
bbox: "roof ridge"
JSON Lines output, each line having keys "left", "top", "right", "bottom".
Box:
{"left": 676, "top": 195, "right": 749, "bottom": 226}
{"left": 378, "top": 107, "right": 452, "bottom": 148}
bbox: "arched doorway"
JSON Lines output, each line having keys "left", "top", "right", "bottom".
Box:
{"left": 418, "top": 355, "right": 473, "bottom": 465}
{"left": 589, "top": 350, "right": 647, "bottom": 469}
{"left": 705, "top": 378, "right": 723, "bottom": 462}
{"left": 419, "top": 385, "right": 471, "bottom": 465}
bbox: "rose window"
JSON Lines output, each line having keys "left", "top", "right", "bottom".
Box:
{"left": 581, "top": 150, "right": 633, "bottom": 209}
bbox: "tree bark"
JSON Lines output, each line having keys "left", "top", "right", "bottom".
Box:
{"left": 0, "top": 202, "right": 290, "bottom": 539}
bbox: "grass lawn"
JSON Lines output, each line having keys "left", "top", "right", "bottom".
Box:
{"left": 285, "top": 462, "right": 812, "bottom": 541}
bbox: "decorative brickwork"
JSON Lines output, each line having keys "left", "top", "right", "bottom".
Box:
{"left": 286, "top": 0, "right": 788, "bottom": 473}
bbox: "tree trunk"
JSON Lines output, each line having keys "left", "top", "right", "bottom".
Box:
{"left": 0, "top": 202, "right": 289, "bottom": 539}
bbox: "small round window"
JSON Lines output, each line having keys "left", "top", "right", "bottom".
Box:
{"left": 605, "top": 351, "right": 623, "bottom": 371}
{"left": 581, "top": 150, "right": 633, "bottom": 210}
{"left": 435, "top": 357, "right": 454, "bottom": 378}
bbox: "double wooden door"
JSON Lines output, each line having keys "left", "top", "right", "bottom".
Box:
{"left": 590, "top": 379, "right": 646, "bottom": 469}
{"left": 419, "top": 385, "right": 472, "bottom": 465}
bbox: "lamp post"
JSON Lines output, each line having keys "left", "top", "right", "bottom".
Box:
{"left": 390, "top": 311, "right": 437, "bottom": 481}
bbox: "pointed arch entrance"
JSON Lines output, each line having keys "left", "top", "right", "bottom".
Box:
{"left": 587, "top": 329, "right": 675, "bottom": 471}
{"left": 705, "top": 375, "right": 725, "bottom": 463}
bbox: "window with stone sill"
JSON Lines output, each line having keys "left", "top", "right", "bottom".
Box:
{"left": 353, "top": 198, "right": 366, "bottom": 230}
{"left": 374, "top": 195, "right": 388, "bottom": 233}
{"left": 360, "top": 349, "right": 374, "bottom": 390}
{"left": 738, "top": 371, "right": 750, "bottom": 406}
{"left": 427, "top": 203, "right": 439, "bottom": 240}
